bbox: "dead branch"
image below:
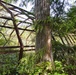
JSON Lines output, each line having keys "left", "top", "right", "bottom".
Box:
{"left": 0, "top": 1, "right": 24, "bottom": 60}
{"left": 0, "top": 16, "right": 12, "bottom": 20}
{"left": 0, "top": 25, "right": 34, "bottom": 32}
{"left": 1, "top": 1, "right": 35, "bottom": 19}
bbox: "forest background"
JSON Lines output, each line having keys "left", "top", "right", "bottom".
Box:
{"left": 0, "top": 0, "right": 76, "bottom": 75}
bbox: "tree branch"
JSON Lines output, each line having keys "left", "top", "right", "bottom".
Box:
{"left": 0, "top": 25, "right": 34, "bottom": 32}
{"left": 0, "top": 1, "right": 24, "bottom": 60}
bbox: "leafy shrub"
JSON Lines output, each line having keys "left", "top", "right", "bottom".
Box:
{"left": 0, "top": 41, "right": 76, "bottom": 75}
{"left": 0, "top": 53, "right": 18, "bottom": 75}
{"left": 17, "top": 53, "right": 68, "bottom": 75}
{"left": 0, "top": 52, "right": 75, "bottom": 75}
{"left": 17, "top": 53, "right": 36, "bottom": 74}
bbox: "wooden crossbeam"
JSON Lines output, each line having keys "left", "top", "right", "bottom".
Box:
{"left": 0, "top": 45, "right": 35, "bottom": 49}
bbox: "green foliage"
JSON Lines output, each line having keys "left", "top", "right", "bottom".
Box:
{"left": 50, "top": 61, "right": 68, "bottom": 75}
{"left": 0, "top": 47, "right": 76, "bottom": 75}
{"left": 52, "top": 41, "right": 76, "bottom": 75}
{"left": 17, "top": 53, "right": 36, "bottom": 74}
{"left": 33, "top": 20, "right": 44, "bottom": 33}
{"left": 67, "top": 6, "right": 76, "bottom": 31}
{"left": 33, "top": 17, "right": 52, "bottom": 33}
{"left": 17, "top": 57, "right": 68, "bottom": 75}
{"left": 0, "top": 53, "right": 18, "bottom": 75}
{"left": 0, "top": 39, "right": 5, "bottom": 45}
{"left": 17, "top": 49, "right": 46, "bottom": 74}
{"left": 33, "top": 61, "right": 52, "bottom": 75}
{"left": 0, "top": 33, "right": 6, "bottom": 45}
{"left": 33, "top": 13, "right": 75, "bottom": 35}
{"left": 52, "top": 41, "right": 76, "bottom": 61}
{"left": 35, "top": 47, "right": 46, "bottom": 62}
{"left": 16, "top": 51, "right": 68, "bottom": 75}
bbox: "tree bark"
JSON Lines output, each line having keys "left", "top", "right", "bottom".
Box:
{"left": 35, "top": 0, "right": 53, "bottom": 65}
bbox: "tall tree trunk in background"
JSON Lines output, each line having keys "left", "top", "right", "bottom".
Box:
{"left": 35, "top": 0, "right": 54, "bottom": 65}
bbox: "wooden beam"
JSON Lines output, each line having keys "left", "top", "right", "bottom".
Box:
{"left": 0, "top": 45, "right": 35, "bottom": 49}
{"left": 0, "top": 25, "right": 34, "bottom": 32}
{"left": 0, "top": 49, "right": 35, "bottom": 54}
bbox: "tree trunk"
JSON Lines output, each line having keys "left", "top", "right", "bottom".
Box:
{"left": 35, "top": 0, "right": 53, "bottom": 65}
